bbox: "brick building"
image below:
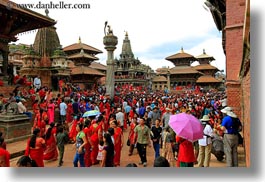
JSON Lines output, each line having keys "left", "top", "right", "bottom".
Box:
{"left": 206, "top": 0, "right": 250, "bottom": 166}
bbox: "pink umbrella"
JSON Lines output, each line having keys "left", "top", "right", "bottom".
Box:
{"left": 169, "top": 113, "right": 204, "bottom": 142}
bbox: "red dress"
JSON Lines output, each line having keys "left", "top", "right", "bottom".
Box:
{"left": 129, "top": 122, "right": 136, "bottom": 144}
{"left": 47, "top": 103, "right": 55, "bottom": 124}
{"left": 69, "top": 119, "right": 78, "bottom": 142}
{"left": 176, "top": 136, "right": 196, "bottom": 165}
{"left": 113, "top": 127, "right": 123, "bottom": 166}
{"left": 83, "top": 127, "right": 92, "bottom": 167}
{"left": 25, "top": 137, "right": 46, "bottom": 167}
{"left": 43, "top": 129, "right": 58, "bottom": 161}
{"left": 89, "top": 123, "right": 101, "bottom": 164}
{"left": 32, "top": 112, "right": 46, "bottom": 137}
{"left": 66, "top": 102, "right": 73, "bottom": 123}
{"left": 0, "top": 148, "right": 10, "bottom": 167}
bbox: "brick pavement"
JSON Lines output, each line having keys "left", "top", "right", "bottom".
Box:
{"left": 8, "top": 127, "right": 246, "bottom": 167}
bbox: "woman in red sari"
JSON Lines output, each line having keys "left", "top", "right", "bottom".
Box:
{"left": 0, "top": 147, "right": 10, "bottom": 167}
{"left": 110, "top": 120, "right": 123, "bottom": 167}
{"left": 128, "top": 115, "right": 138, "bottom": 156}
{"left": 43, "top": 122, "right": 58, "bottom": 161}
{"left": 39, "top": 99, "right": 47, "bottom": 113}
{"left": 28, "top": 86, "right": 36, "bottom": 103}
{"left": 176, "top": 136, "right": 196, "bottom": 167}
{"left": 47, "top": 99, "right": 55, "bottom": 124}
{"left": 66, "top": 100, "right": 73, "bottom": 124}
{"left": 83, "top": 119, "right": 93, "bottom": 167}
{"left": 69, "top": 116, "right": 79, "bottom": 143}
{"left": 25, "top": 128, "right": 46, "bottom": 167}
{"left": 32, "top": 109, "right": 45, "bottom": 137}
{"left": 89, "top": 117, "right": 102, "bottom": 165}
{"left": 32, "top": 100, "right": 39, "bottom": 115}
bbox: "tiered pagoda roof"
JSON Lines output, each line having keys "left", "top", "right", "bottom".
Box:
{"left": 152, "top": 75, "right": 167, "bottom": 82}
{"left": 63, "top": 37, "right": 102, "bottom": 56}
{"left": 196, "top": 75, "right": 222, "bottom": 83}
{"left": 193, "top": 64, "right": 218, "bottom": 71}
{"left": 169, "top": 66, "right": 202, "bottom": 75}
{"left": 165, "top": 47, "right": 198, "bottom": 66}
{"left": 71, "top": 66, "right": 105, "bottom": 76}
{"left": 195, "top": 49, "right": 215, "bottom": 64}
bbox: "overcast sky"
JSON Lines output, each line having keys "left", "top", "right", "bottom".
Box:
{"left": 12, "top": 0, "right": 225, "bottom": 72}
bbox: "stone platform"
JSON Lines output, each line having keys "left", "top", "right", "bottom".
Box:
{"left": 0, "top": 113, "right": 31, "bottom": 143}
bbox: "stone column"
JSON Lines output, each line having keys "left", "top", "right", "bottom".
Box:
{"left": 0, "top": 38, "right": 10, "bottom": 76}
{"left": 167, "top": 68, "right": 171, "bottom": 91}
{"left": 13, "top": 65, "right": 17, "bottom": 76}
{"left": 103, "top": 30, "right": 118, "bottom": 100}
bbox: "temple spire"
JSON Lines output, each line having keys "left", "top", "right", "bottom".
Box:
{"left": 120, "top": 31, "right": 134, "bottom": 59}
{"left": 45, "top": 9, "right": 49, "bottom": 17}
{"left": 180, "top": 47, "right": 184, "bottom": 53}
{"left": 78, "top": 36, "right": 81, "bottom": 43}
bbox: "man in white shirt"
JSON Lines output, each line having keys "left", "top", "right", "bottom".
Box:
{"left": 33, "top": 76, "right": 41, "bottom": 91}
{"left": 198, "top": 115, "right": 213, "bottom": 167}
{"left": 116, "top": 108, "right": 125, "bottom": 130}
{"left": 59, "top": 98, "right": 67, "bottom": 124}
{"left": 16, "top": 99, "right": 32, "bottom": 120}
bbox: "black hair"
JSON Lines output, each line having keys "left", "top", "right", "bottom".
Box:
{"left": 0, "top": 137, "right": 4, "bottom": 146}
{"left": 153, "top": 156, "right": 170, "bottom": 167}
{"left": 84, "top": 119, "right": 91, "bottom": 128}
{"left": 29, "top": 128, "right": 40, "bottom": 148}
{"left": 112, "top": 120, "right": 118, "bottom": 126}
{"left": 107, "top": 127, "right": 114, "bottom": 136}
{"left": 0, "top": 132, "right": 2, "bottom": 138}
{"left": 77, "top": 122, "right": 84, "bottom": 130}
{"left": 97, "top": 115, "right": 104, "bottom": 122}
{"left": 99, "top": 140, "right": 104, "bottom": 146}
{"left": 126, "top": 163, "right": 138, "bottom": 167}
{"left": 45, "top": 122, "right": 55, "bottom": 140}
{"left": 103, "top": 133, "right": 114, "bottom": 150}
{"left": 16, "top": 155, "right": 38, "bottom": 167}
{"left": 57, "top": 126, "right": 64, "bottom": 133}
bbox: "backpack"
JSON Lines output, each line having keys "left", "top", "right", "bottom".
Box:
{"left": 231, "top": 117, "right": 242, "bottom": 133}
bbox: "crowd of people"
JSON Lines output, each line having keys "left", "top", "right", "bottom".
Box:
{"left": 0, "top": 77, "right": 243, "bottom": 167}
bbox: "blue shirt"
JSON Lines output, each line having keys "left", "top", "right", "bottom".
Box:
{"left": 124, "top": 105, "right": 131, "bottom": 113}
{"left": 59, "top": 102, "right": 67, "bottom": 116}
{"left": 221, "top": 115, "right": 237, "bottom": 134}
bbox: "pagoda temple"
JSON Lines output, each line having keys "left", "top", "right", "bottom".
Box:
{"left": 154, "top": 48, "right": 223, "bottom": 91}
{"left": 114, "top": 32, "right": 154, "bottom": 89}
{"left": 158, "top": 48, "right": 202, "bottom": 90}
{"left": 193, "top": 49, "right": 222, "bottom": 88}
{"left": 0, "top": 0, "right": 56, "bottom": 77}
{"left": 63, "top": 37, "right": 104, "bottom": 89}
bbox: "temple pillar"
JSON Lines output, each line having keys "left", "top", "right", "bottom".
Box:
{"left": 0, "top": 35, "right": 11, "bottom": 76}
{"left": 103, "top": 26, "right": 118, "bottom": 100}
{"left": 13, "top": 65, "right": 17, "bottom": 76}
{"left": 167, "top": 71, "right": 170, "bottom": 92}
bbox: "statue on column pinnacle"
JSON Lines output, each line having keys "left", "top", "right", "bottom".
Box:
{"left": 104, "top": 21, "right": 114, "bottom": 36}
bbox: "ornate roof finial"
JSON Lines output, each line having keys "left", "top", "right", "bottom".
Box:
{"left": 125, "top": 31, "right": 128, "bottom": 37}
{"left": 45, "top": 9, "right": 49, "bottom": 17}
{"left": 78, "top": 36, "right": 81, "bottom": 43}
{"left": 80, "top": 48, "right": 84, "bottom": 54}
{"left": 203, "top": 49, "right": 206, "bottom": 54}
{"left": 180, "top": 47, "right": 184, "bottom": 53}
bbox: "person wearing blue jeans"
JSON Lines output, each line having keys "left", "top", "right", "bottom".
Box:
{"left": 73, "top": 152, "right": 85, "bottom": 167}
{"left": 73, "top": 123, "right": 87, "bottom": 167}
{"left": 151, "top": 119, "right": 162, "bottom": 158}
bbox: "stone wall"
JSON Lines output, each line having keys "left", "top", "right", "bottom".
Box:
{"left": 241, "top": 69, "right": 250, "bottom": 167}
{"left": 226, "top": 0, "right": 250, "bottom": 167}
